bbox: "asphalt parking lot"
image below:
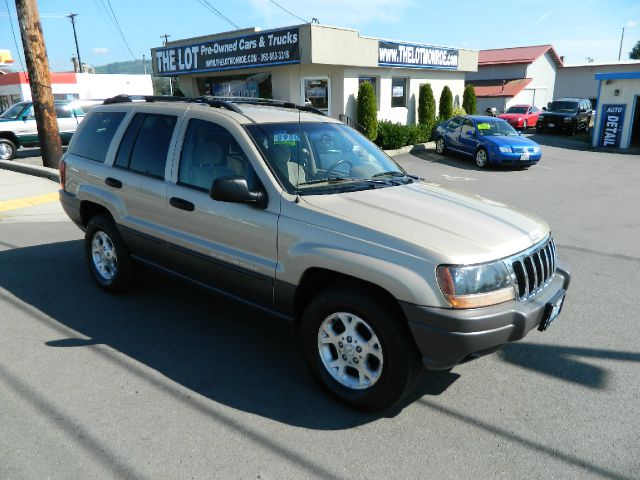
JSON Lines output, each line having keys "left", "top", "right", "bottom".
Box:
{"left": 0, "top": 135, "right": 639, "bottom": 479}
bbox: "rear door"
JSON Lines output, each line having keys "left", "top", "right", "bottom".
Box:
{"left": 444, "top": 116, "right": 464, "bottom": 150}
{"left": 107, "top": 109, "right": 179, "bottom": 264}
{"left": 163, "top": 111, "right": 279, "bottom": 307}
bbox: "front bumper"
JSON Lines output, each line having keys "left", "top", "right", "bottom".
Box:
{"left": 401, "top": 265, "right": 570, "bottom": 370}
{"left": 489, "top": 150, "right": 542, "bottom": 165}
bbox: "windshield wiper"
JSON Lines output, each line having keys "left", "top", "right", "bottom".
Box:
{"left": 371, "top": 170, "right": 405, "bottom": 178}
{"left": 298, "top": 176, "right": 353, "bottom": 186}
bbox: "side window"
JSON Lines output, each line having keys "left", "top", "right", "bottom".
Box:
{"left": 21, "top": 105, "right": 34, "bottom": 119}
{"left": 69, "top": 111, "right": 126, "bottom": 162}
{"left": 114, "top": 113, "right": 176, "bottom": 179}
{"left": 178, "top": 118, "right": 256, "bottom": 192}
{"left": 447, "top": 117, "right": 463, "bottom": 130}
{"left": 460, "top": 119, "right": 475, "bottom": 136}
{"left": 55, "top": 105, "right": 73, "bottom": 119}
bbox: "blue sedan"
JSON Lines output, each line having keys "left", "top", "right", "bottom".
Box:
{"left": 435, "top": 115, "right": 542, "bottom": 168}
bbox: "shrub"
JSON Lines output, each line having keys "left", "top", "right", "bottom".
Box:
{"left": 462, "top": 84, "right": 477, "bottom": 114}
{"left": 375, "top": 121, "right": 409, "bottom": 150}
{"left": 451, "top": 106, "right": 467, "bottom": 117}
{"left": 439, "top": 85, "right": 453, "bottom": 120}
{"left": 418, "top": 83, "right": 437, "bottom": 142}
{"left": 357, "top": 81, "right": 378, "bottom": 140}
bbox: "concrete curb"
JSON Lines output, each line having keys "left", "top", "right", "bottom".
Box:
{"left": 0, "top": 160, "right": 60, "bottom": 182}
{"left": 384, "top": 141, "right": 435, "bottom": 157}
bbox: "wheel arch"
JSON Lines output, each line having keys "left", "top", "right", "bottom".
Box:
{"left": 294, "top": 267, "right": 407, "bottom": 325}
{"left": 79, "top": 201, "right": 114, "bottom": 227}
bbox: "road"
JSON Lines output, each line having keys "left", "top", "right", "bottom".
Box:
{"left": 0, "top": 139, "right": 639, "bottom": 479}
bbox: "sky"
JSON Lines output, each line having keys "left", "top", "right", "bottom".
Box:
{"left": 1, "top": 0, "right": 639, "bottom": 72}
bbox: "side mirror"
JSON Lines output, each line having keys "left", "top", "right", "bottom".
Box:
{"left": 210, "top": 176, "right": 267, "bottom": 209}
{"left": 465, "top": 130, "right": 474, "bottom": 136}
{"left": 542, "top": 107, "right": 547, "bottom": 111}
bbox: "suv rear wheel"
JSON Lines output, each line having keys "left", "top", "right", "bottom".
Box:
{"left": 300, "top": 288, "right": 420, "bottom": 412}
{"left": 85, "top": 214, "right": 136, "bottom": 293}
{"left": 0, "top": 138, "right": 17, "bottom": 161}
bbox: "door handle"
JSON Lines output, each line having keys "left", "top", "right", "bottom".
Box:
{"left": 170, "top": 197, "right": 195, "bottom": 212}
{"left": 105, "top": 177, "right": 122, "bottom": 188}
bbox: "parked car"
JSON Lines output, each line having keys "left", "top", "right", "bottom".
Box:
{"left": 435, "top": 115, "right": 542, "bottom": 168}
{"left": 59, "top": 96, "right": 569, "bottom": 412}
{"left": 536, "top": 98, "right": 592, "bottom": 135}
{"left": 498, "top": 104, "right": 542, "bottom": 129}
{"left": 0, "top": 100, "right": 95, "bottom": 160}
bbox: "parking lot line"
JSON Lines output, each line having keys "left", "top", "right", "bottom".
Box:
{"left": 0, "top": 192, "right": 59, "bottom": 213}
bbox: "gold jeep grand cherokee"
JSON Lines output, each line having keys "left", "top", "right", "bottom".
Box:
{"left": 59, "top": 95, "right": 570, "bottom": 412}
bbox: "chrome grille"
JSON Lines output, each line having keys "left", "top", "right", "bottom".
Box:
{"left": 508, "top": 236, "right": 557, "bottom": 301}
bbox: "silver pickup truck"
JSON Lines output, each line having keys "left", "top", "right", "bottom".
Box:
{"left": 59, "top": 96, "right": 570, "bottom": 412}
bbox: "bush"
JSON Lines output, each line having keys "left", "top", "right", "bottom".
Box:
{"left": 375, "top": 121, "right": 431, "bottom": 150}
{"left": 451, "top": 106, "right": 467, "bottom": 117}
{"left": 439, "top": 85, "right": 453, "bottom": 120}
{"left": 462, "top": 84, "right": 477, "bottom": 114}
{"left": 418, "top": 83, "right": 437, "bottom": 142}
{"left": 375, "top": 121, "right": 409, "bottom": 150}
{"left": 357, "top": 81, "right": 378, "bottom": 140}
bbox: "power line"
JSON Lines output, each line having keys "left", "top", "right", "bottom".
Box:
{"left": 195, "top": 0, "right": 239, "bottom": 29}
{"left": 101, "top": 0, "right": 137, "bottom": 60}
{"left": 3, "top": 0, "right": 26, "bottom": 71}
{"left": 268, "top": 0, "right": 308, "bottom": 23}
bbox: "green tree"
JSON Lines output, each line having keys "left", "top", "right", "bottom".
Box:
{"left": 439, "top": 85, "right": 453, "bottom": 120}
{"left": 462, "top": 84, "right": 477, "bottom": 115}
{"left": 630, "top": 40, "right": 640, "bottom": 60}
{"left": 357, "top": 81, "right": 378, "bottom": 140}
{"left": 418, "top": 83, "right": 436, "bottom": 125}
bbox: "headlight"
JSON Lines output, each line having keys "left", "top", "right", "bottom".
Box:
{"left": 437, "top": 262, "right": 515, "bottom": 308}
{"left": 499, "top": 146, "right": 512, "bottom": 153}
{"left": 518, "top": 117, "right": 522, "bottom": 122}
{"left": 533, "top": 146, "right": 541, "bottom": 153}
{"left": 563, "top": 117, "right": 572, "bottom": 122}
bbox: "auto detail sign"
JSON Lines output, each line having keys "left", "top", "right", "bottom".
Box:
{"left": 153, "top": 27, "right": 300, "bottom": 76}
{"left": 599, "top": 104, "right": 626, "bottom": 148}
{"left": 378, "top": 41, "right": 458, "bottom": 70}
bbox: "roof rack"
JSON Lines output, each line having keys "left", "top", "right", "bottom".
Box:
{"left": 102, "top": 94, "right": 326, "bottom": 117}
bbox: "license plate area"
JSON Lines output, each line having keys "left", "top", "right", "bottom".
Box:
{"left": 520, "top": 154, "right": 529, "bottom": 160}
{"left": 548, "top": 123, "right": 555, "bottom": 128}
{"left": 539, "top": 289, "right": 565, "bottom": 331}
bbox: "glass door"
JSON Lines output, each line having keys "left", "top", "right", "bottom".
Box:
{"left": 302, "top": 77, "right": 330, "bottom": 116}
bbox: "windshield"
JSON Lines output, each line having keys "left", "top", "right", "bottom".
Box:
{"left": 505, "top": 107, "right": 528, "bottom": 114}
{"left": 0, "top": 102, "right": 29, "bottom": 120}
{"left": 548, "top": 101, "right": 579, "bottom": 113}
{"left": 476, "top": 120, "right": 519, "bottom": 136}
{"left": 246, "top": 122, "right": 410, "bottom": 194}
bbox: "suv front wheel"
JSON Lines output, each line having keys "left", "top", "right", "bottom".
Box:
{"left": 300, "top": 288, "right": 420, "bottom": 412}
{"left": 85, "top": 214, "right": 136, "bottom": 293}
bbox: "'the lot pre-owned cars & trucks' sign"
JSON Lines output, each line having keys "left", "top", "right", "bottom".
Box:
{"left": 153, "top": 27, "right": 300, "bottom": 76}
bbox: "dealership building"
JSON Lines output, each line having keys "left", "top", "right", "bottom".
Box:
{"left": 152, "top": 24, "right": 478, "bottom": 124}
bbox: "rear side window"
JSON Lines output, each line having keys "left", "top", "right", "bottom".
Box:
{"left": 54, "top": 105, "right": 73, "bottom": 119}
{"left": 114, "top": 113, "right": 177, "bottom": 178}
{"left": 69, "top": 111, "right": 126, "bottom": 163}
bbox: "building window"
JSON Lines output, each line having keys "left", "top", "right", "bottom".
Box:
{"left": 391, "top": 77, "right": 407, "bottom": 108}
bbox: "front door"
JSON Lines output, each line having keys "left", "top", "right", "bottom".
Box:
{"left": 164, "top": 114, "right": 279, "bottom": 308}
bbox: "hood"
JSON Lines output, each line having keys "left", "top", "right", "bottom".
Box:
{"left": 498, "top": 113, "right": 525, "bottom": 120}
{"left": 482, "top": 135, "right": 539, "bottom": 148}
{"left": 301, "top": 181, "right": 549, "bottom": 265}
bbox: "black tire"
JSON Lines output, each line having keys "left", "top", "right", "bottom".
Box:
{"left": 0, "top": 138, "right": 17, "bottom": 161}
{"left": 84, "top": 214, "right": 136, "bottom": 293}
{"left": 570, "top": 122, "right": 577, "bottom": 136}
{"left": 475, "top": 147, "right": 489, "bottom": 168}
{"left": 435, "top": 137, "right": 446, "bottom": 155}
{"left": 536, "top": 125, "right": 543, "bottom": 133}
{"left": 300, "top": 288, "right": 421, "bottom": 412}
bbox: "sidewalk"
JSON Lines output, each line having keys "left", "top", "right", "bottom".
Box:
{"left": 0, "top": 168, "right": 66, "bottom": 223}
{"left": 0, "top": 147, "right": 59, "bottom": 182}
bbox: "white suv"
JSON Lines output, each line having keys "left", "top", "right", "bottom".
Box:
{"left": 59, "top": 95, "right": 570, "bottom": 412}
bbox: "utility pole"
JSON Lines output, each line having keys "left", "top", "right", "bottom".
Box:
{"left": 142, "top": 54, "right": 147, "bottom": 75}
{"left": 67, "top": 13, "right": 83, "bottom": 73}
{"left": 161, "top": 34, "right": 173, "bottom": 95}
{"left": 618, "top": 27, "right": 625, "bottom": 61}
{"left": 15, "top": 0, "right": 62, "bottom": 168}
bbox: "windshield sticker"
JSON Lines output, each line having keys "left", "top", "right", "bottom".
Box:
{"left": 273, "top": 131, "right": 300, "bottom": 145}
{"left": 477, "top": 123, "right": 491, "bottom": 130}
